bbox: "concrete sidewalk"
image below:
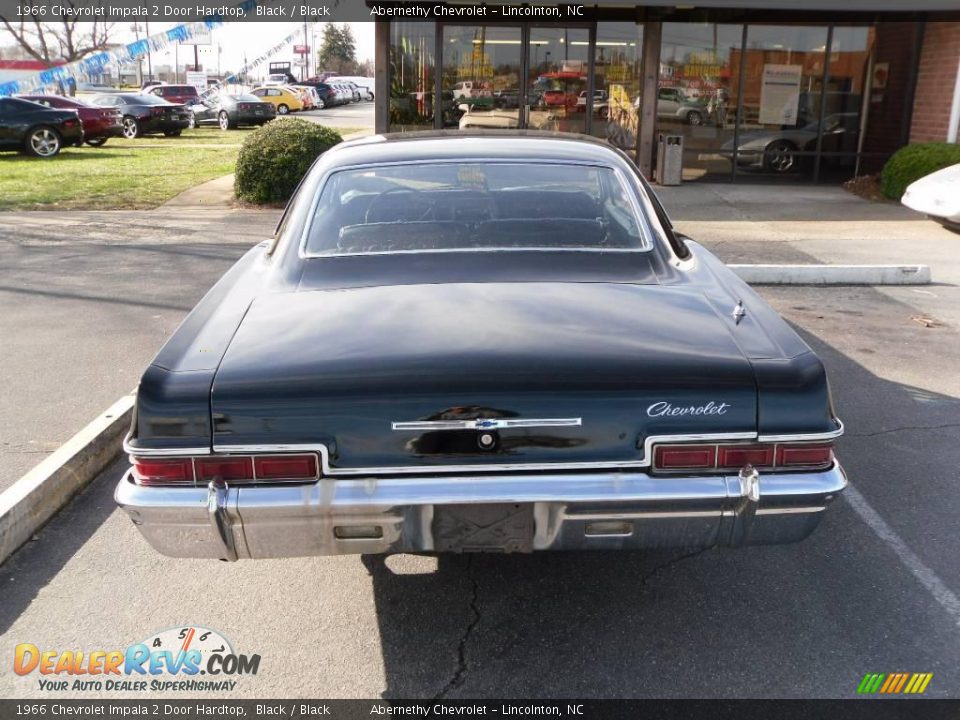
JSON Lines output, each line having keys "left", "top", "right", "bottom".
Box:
{"left": 658, "top": 183, "right": 960, "bottom": 326}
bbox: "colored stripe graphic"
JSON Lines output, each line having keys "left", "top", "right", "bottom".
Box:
{"left": 858, "top": 673, "right": 932, "bottom": 694}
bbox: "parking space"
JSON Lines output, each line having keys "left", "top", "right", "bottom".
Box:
{"left": 2, "top": 281, "right": 959, "bottom": 699}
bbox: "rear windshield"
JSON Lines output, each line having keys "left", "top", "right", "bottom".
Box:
{"left": 303, "top": 162, "right": 649, "bottom": 256}
{"left": 231, "top": 94, "right": 262, "bottom": 102}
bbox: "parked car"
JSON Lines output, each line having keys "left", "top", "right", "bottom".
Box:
{"left": 336, "top": 76, "right": 374, "bottom": 101}
{"left": 0, "top": 97, "right": 83, "bottom": 157}
{"left": 575, "top": 90, "right": 610, "bottom": 118}
{"left": 187, "top": 93, "right": 276, "bottom": 130}
{"left": 249, "top": 86, "right": 303, "bottom": 114}
{"left": 263, "top": 74, "right": 290, "bottom": 87}
{"left": 293, "top": 82, "right": 338, "bottom": 109}
{"left": 148, "top": 84, "right": 200, "bottom": 106}
{"left": 288, "top": 86, "right": 315, "bottom": 110}
{"left": 656, "top": 87, "right": 708, "bottom": 126}
{"left": 901, "top": 163, "right": 960, "bottom": 232}
{"left": 115, "top": 132, "right": 846, "bottom": 560}
{"left": 88, "top": 93, "right": 190, "bottom": 138}
{"left": 19, "top": 94, "right": 123, "bottom": 146}
{"left": 719, "top": 113, "right": 860, "bottom": 174}
{"left": 343, "top": 81, "right": 362, "bottom": 103}
{"left": 332, "top": 83, "right": 354, "bottom": 104}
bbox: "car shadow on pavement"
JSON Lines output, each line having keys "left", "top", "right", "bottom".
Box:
{"left": 361, "top": 288, "right": 960, "bottom": 699}
{"left": 0, "top": 457, "right": 124, "bottom": 635}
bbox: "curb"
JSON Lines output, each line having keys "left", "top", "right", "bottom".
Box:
{"left": 0, "top": 395, "right": 133, "bottom": 566}
{"left": 729, "top": 264, "right": 932, "bottom": 285}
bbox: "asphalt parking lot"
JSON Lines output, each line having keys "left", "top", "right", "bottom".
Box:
{"left": 2, "top": 283, "right": 960, "bottom": 699}
{"left": 2, "top": 182, "right": 959, "bottom": 699}
{"left": 297, "top": 101, "right": 374, "bottom": 130}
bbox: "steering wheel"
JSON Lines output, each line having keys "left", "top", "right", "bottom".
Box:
{"left": 364, "top": 186, "right": 435, "bottom": 223}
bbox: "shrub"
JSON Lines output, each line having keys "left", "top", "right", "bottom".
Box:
{"left": 234, "top": 119, "right": 342, "bottom": 204}
{"left": 880, "top": 142, "right": 960, "bottom": 200}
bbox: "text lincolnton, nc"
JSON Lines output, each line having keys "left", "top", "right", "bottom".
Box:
{"left": 368, "top": 4, "right": 586, "bottom": 18}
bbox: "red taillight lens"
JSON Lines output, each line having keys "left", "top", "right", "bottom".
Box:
{"left": 777, "top": 444, "right": 833, "bottom": 468}
{"left": 195, "top": 457, "right": 254, "bottom": 482}
{"left": 133, "top": 458, "right": 194, "bottom": 485}
{"left": 254, "top": 455, "right": 317, "bottom": 480}
{"left": 654, "top": 444, "right": 716, "bottom": 469}
{"left": 717, "top": 445, "right": 775, "bottom": 469}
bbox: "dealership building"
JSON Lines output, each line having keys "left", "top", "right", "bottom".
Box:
{"left": 372, "top": 1, "right": 960, "bottom": 182}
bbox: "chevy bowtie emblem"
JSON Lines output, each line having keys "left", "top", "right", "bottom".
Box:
{"left": 391, "top": 418, "right": 582, "bottom": 431}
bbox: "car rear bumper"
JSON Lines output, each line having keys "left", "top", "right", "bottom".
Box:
{"left": 115, "top": 463, "right": 847, "bottom": 560}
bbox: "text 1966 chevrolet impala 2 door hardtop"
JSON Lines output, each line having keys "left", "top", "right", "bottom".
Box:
{"left": 116, "top": 131, "right": 846, "bottom": 560}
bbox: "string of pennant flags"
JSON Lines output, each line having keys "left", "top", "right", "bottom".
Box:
{"left": 0, "top": 0, "right": 308, "bottom": 98}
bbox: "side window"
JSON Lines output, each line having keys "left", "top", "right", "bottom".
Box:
{"left": 251, "top": 89, "right": 264, "bottom": 97}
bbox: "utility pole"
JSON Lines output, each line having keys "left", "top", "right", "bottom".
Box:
{"left": 145, "top": 21, "right": 152, "bottom": 82}
{"left": 131, "top": 23, "right": 143, "bottom": 87}
{"left": 303, "top": 21, "right": 308, "bottom": 81}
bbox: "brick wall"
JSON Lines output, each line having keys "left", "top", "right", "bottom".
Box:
{"left": 860, "top": 22, "right": 920, "bottom": 173}
{"left": 910, "top": 21, "right": 960, "bottom": 143}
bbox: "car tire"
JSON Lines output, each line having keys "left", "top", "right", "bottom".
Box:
{"left": 85, "top": 137, "right": 108, "bottom": 147}
{"left": 187, "top": 111, "right": 197, "bottom": 129}
{"left": 122, "top": 116, "right": 141, "bottom": 139}
{"left": 219, "top": 111, "right": 235, "bottom": 131}
{"left": 316, "top": 98, "right": 325, "bottom": 110}
{"left": 599, "top": 106, "right": 609, "bottom": 120}
{"left": 686, "top": 110, "right": 703, "bottom": 126}
{"left": 23, "top": 125, "right": 62, "bottom": 158}
{"left": 763, "top": 140, "right": 797, "bottom": 173}
{"left": 277, "top": 104, "right": 289, "bottom": 115}
{"left": 163, "top": 129, "right": 182, "bottom": 137}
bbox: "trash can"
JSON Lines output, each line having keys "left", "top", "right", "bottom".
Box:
{"left": 657, "top": 134, "right": 684, "bottom": 186}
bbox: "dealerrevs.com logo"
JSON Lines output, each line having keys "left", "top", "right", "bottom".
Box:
{"left": 14, "top": 626, "right": 260, "bottom": 692}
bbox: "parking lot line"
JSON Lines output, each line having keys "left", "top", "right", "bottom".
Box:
{"left": 843, "top": 484, "right": 960, "bottom": 628}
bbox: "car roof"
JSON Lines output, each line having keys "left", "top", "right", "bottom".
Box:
{"left": 323, "top": 131, "right": 633, "bottom": 169}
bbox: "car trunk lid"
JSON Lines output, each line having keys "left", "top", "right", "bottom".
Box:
{"left": 210, "top": 282, "right": 758, "bottom": 472}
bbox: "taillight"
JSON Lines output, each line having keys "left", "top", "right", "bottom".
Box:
{"left": 776, "top": 444, "right": 833, "bottom": 468}
{"left": 654, "top": 445, "right": 715, "bottom": 469}
{"left": 254, "top": 455, "right": 317, "bottom": 480}
{"left": 63, "top": 119, "right": 78, "bottom": 128}
{"left": 195, "top": 457, "right": 254, "bottom": 482}
{"left": 717, "top": 445, "right": 775, "bottom": 469}
{"left": 151, "top": 107, "right": 166, "bottom": 116}
{"left": 652, "top": 441, "right": 833, "bottom": 473}
{"left": 133, "top": 458, "right": 194, "bottom": 486}
{"left": 131, "top": 453, "right": 319, "bottom": 486}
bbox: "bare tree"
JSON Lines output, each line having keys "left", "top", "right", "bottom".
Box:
{"left": 1, "top": 7, "right": 113, "bottom": 65}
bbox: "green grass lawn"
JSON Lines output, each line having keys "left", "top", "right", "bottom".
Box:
{"left": 0, "top": 125, "right": 364, "bottom": 211}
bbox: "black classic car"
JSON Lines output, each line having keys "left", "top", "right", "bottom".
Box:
{"left": 116, "top": 132, "right": 846, "bottom": 560}
{"left": 88, "top": 93, "right": 191, "bottom": 138}
{"left": 0, "top": 97, "right": 83, "bottom": 157}
{"left": 187, "top": 93, "right": 277, "bottom": 130}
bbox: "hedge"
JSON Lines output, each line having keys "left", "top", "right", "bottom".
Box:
{"left": 880, "top": 142, "right": 960, "bottom": 200}
{"left": 234, "top": 119, "right": 342, "bottom": 204}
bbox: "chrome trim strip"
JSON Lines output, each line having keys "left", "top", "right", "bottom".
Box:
{"left": 206, "top": 480, "right": 237, "bottom": 562}
{"left": 755, "top": 506, "right": 826, "bottom": 515}
{"left": 758, "top": 419, "right": 845, "bottom": 443}
{"left": 391, "top": 417, "right": 582, "bottom": 431}
{"left": 123, "top": 432, "right": 211, "bottom": 458}
{"left": 567, "top": 510, "right": 723, "bottom": 520}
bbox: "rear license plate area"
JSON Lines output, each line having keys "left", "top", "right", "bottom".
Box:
{"left": 433, "top": 503, "right": 534, "bottom": 553}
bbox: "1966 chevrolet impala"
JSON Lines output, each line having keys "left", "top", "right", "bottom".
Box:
{"left": 116, "top": 131, "right": 846, "bottom": 560}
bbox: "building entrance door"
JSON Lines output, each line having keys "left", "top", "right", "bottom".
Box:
{"left": 440, "top": 23, "right": 596, "bottom": 133}
{"left": 526, "top": 26, "right": 591, "bottom": 133}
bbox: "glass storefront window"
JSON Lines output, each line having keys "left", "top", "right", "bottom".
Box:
{"left": 442, "top": 25, "right": 523, "bottom": 130}
{"left": 527, "top": 26, "right": 590, "bottom": 133}
{"left": 592, "top": 22, "right": 643, "bottom": 153}
{"left": 732, "top": 25, "right": 830, "bottom": 178}
{"left": 660, "top": 22, "right": 744, "bottom": 180}
{"left": 821, "top": 26, "right": 872, "bottom": 181}
{"left": 389, "top": 22, "right": 436, "bottom": 131}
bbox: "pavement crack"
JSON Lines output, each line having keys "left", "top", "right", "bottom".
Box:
{"left": 434, "top": 556, "right": 482, "bottom": 700}
{"left": 637, "top": 547, "right": 711, "bottom": 593}
{"left": 846, "top": 423, "right": 960, "bottom": 438}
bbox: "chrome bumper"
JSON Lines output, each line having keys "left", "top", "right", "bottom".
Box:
{"left": 114, "top": 464, "right": 847, "bottom": 560}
